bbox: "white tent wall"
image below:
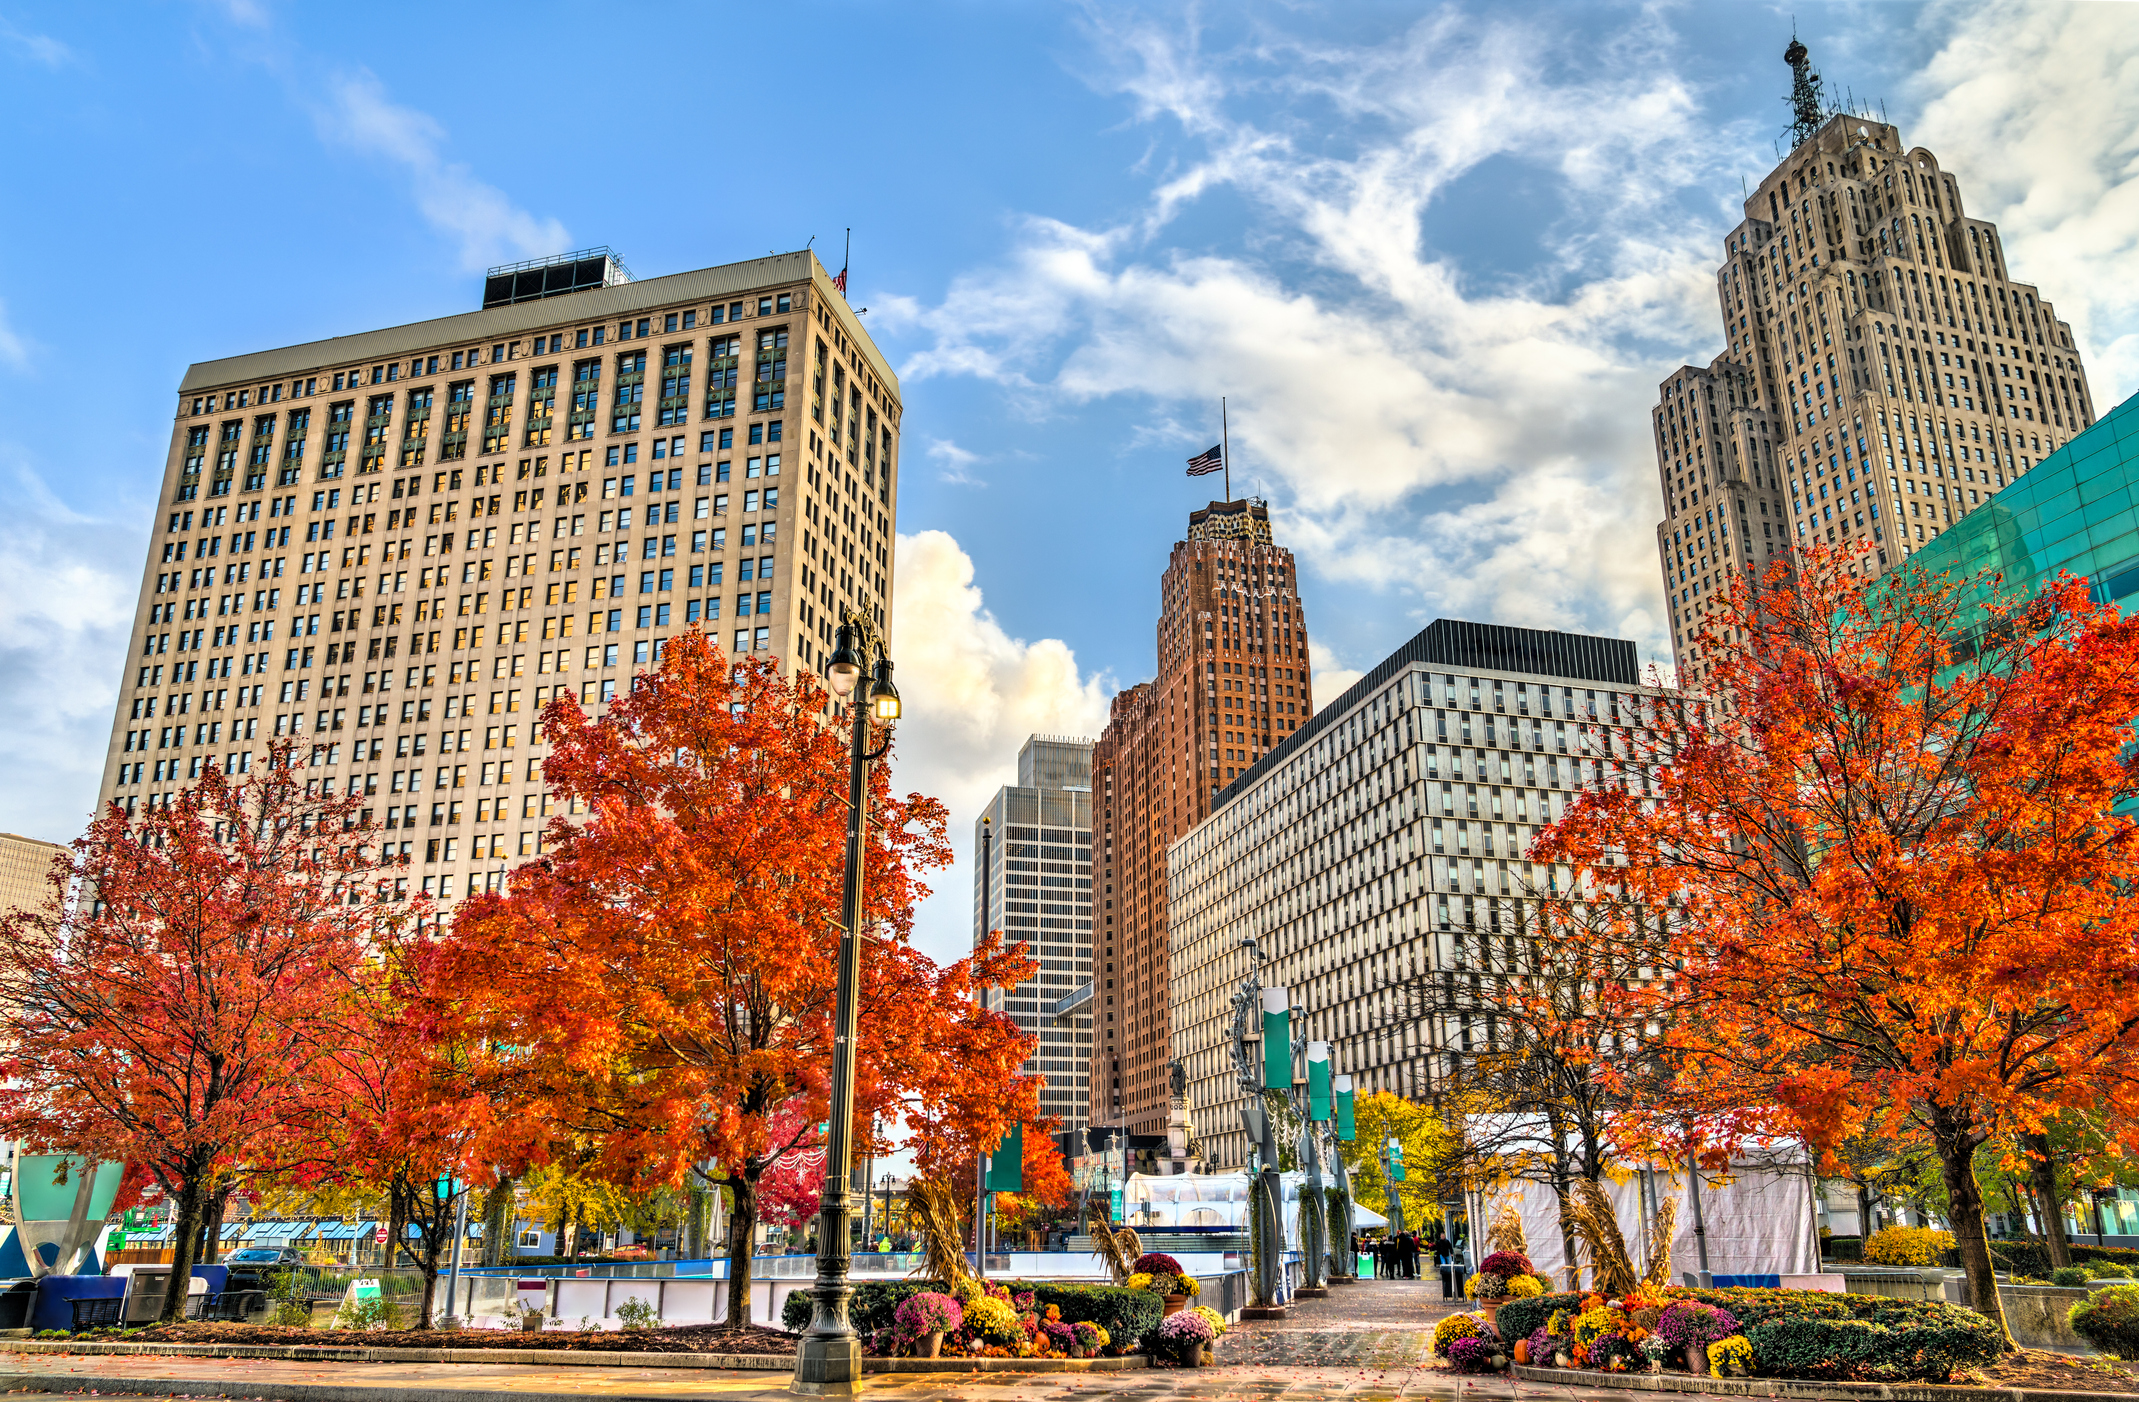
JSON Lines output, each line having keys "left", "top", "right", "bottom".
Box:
{"left": 1506, "top": 1159, "right": 1818, "bottom": 1286}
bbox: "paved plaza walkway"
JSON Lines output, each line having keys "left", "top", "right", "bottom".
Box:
{"left": 0, "top": 1285, "right": 1762, "bottom": 1402}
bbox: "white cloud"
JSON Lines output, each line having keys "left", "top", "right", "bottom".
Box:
{"left": 0, "top": 298, "right": 29, "bottom": 369}
{"left": 926, "top": 437, "right": 986, "bottom": 487}
{"left": 887, "top": 530, "right": 1112, "bottom": 964}
{"left": 0, "top": 17, "right": 71, "bottom": 66}
{"left": 884, "top": 9, "right": 1755, "bottom": 662}
{"left": 313, "top": 70, "right": 570, "bottom": 273}
{"left": 1908, "top": 0, "right": 2139, "bottom": 402}
{"left": 0, "top": 452, "right": 145, "bottom": 843}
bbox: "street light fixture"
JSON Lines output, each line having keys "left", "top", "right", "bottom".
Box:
{"left": 793, "top": 614, "right": 898, "bottom": 1398}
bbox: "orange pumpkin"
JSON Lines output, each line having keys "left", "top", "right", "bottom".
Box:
{"left": 1513, "top": 1340, "right": 1530, "bottom": 1365}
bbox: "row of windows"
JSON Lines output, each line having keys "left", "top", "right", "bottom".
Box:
{"left": 183, "top": 297, "right": 804, "bottom": 417}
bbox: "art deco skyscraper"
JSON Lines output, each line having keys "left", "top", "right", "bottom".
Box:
{"left": 1089, "top": 499, "right": 1313, "bottom": 1139}
{"left": 101, "top": 249, "right": 898, "bottom": 907}
{"left": 1653, "top": 42, "right": 2099, "bottom": 687}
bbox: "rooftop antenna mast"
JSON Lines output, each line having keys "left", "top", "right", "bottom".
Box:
{"left": 1222, "top": 397, "right": 1231, "bottom": 503}
{"left": 1784, "top": 33, "right": 1826, "bottom": 149}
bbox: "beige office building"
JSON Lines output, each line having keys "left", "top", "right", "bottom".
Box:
{"left": 100, "top": 248, "right": 899, "bottom": 905}
{"left": 1656, "top": 44, "right": 2098, "bottom": 687}
{"left": 0, "top": 832, "right": 67, "bottom": 925}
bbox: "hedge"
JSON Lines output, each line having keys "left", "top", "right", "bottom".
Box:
{"left": 780, "top": 1280, "right": 930, "bottom": 1337}
{"left": 1745, "top": 1313, "right": 2001, "bottom": 1383}
{"left": 777, "top": 1279, "right": 1161, "bottom": 1355}
{"left": 1990, "top": 1241, "right": 2139, "bottom": 1279}
{"left": 1498, "top": 1287, "right": 1998, "bottom": 1382}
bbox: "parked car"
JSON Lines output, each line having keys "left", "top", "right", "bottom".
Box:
{"left": 221, "top": 1246, "right": 309, "bottom": 1295}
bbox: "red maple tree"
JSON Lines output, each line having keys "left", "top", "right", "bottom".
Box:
{"left": 0, "top": 742, "right": 412, "bottom": 1317}
{"left": 1538, "top": 546, "right": 2139, "bottom": 1341}
{"left": 426, "top": 630, "right": 1039, "bottom": 1321}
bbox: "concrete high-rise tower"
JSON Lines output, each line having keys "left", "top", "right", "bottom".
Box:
{"left": 973, "top": 735, "right": 1097, "bottom": 1140}
{"left": 1653, "top": 42, "right": 2100, "bottom": 687}
{"left": 101, "top": 250, "right": 898, "bottom": 908}
{"left": 1090, "top": 498, "right": 1314, "bottom": 1138}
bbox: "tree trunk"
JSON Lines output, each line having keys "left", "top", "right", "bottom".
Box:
{"left": 724, "top": 1178, "right": 757, "bottom": 1327}
{"left": 161, "top": 1173, "right": 205, "bottom": 1324}
{"left": 385, "top": 1198, "right": 407, "bottom": 1275}
{"left": 2024, "top": 1133, "right": 2071, "bottom": 1268}
{"left": 1939, "top": 1141, "right": 2013, "bottom": 1349}
{"left": 1855, "top": 1179, "right": 1875, "bottom": 1240}
{"left": 481, "top": 1179, "right": 514, "bottom": 1268}
{"left": 199, "top": 1180, "right": 230, "bottom": 1266}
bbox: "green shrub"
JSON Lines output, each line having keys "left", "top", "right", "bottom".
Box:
{"left": 1027, "top": 1282, "right": 1162, "bottom": 1353}
{"left": 1745, "top": 1311, "right": 2001, "bottom": 1384}
{"left": 780, "top": 1281, "right": 931, "bottom": 1336}
{"left": 1503, "top": 1286, "right": 1997, "bottom": 1383}
{"left": 1821, "top": 1236, "right": 1863, "bottom": 1263}
{"left": 2071, "top": 1284, "right": 2139, "bottom": 1358}
{"left": 2098, "top": 1263, "right": 2136, "bottom": 1281}
{"left": 1495, "top": 1291, "right": 1581, "bottom": 1345}
{"left": 2052, "top": 1265, "right": 2093, "bottom": 1287}
{"left": 1990, "top": 1241, "right": 2139, "bottom": 1278}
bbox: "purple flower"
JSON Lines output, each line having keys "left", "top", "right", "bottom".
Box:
{"left": 1446, "top": 1336, "right": 1500, "bottom": 1374}
{"left": 1527, "top": 1326, "right": 1552, "bottom": 1363}
{"left": 1656, "top": 1301, "right": 1739, "bottom": 1348}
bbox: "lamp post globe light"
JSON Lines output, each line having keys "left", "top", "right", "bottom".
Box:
{"left": 792, "top": 613, "right": 899, "bottom": 1398}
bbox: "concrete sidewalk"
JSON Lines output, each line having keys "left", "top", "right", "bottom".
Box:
{"left": 0, "top": 1346, "right": 1782, "bottom": 1402}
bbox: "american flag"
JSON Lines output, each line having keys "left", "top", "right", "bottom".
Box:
{"left": 1186, "top": 444, "right": 1224, "bottom": 476}
{"left": 833, "top": 266, "right": 848, "bottom": 296}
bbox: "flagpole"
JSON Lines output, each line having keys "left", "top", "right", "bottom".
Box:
{"left": 1222, "top": 397, "right": 1230, "bottom": 502}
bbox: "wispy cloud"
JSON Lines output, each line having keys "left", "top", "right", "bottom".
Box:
{"left": 926, "top": 437, "right": 987, "bottom": 487}
{"left": 889, "top": 7, "right": 1744, "bottom": 658}
{"left": 0, "top": 298, "right": 29, "bottom": 369}
{"left": 0, "top": 16, "right": 71, "bottom": 67}
{"left": 1909, "top": 0, "right": 2139, "bottom": 401}
{"left": 312, "top": 70, "right": 570, "bottom": 273}
{"left": 0, "top": 449, "right": 146, "bottom": 841}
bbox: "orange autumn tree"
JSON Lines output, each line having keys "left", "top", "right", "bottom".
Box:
{"left": 0, "top": 743, "right": 410, "bottom": 1318}
{"left": 427, "top": 629, "right": 1038, "bottom": 1322}
{"left": 1538, "top": 545, "right": 2139, "bottom": 1344}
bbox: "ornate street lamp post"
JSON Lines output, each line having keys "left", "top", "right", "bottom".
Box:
{"left": 792, "top": 613, "right": 900, "bottom": 1398}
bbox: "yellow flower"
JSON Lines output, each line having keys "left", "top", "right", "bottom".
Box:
{"left": 1708, "top": 1335, "right": 1755, "bottom": 1374}
{"left": 1126, "top": 1272, "right": 1154, "bottom": 1291}
{"left": 1180, "top": 1276, "right": 1200, "bottom": 1296}
{"left": 1507, "top": 1275, "right": 1544, "bottom": 1299}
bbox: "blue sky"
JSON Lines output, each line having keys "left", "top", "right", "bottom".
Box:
{"left": 2, "top": 1, "right": 2137, "bottom": 963}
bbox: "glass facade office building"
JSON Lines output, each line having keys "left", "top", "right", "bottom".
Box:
{"left": 1906, "top": 388, "right": 2139, "bottom": 620}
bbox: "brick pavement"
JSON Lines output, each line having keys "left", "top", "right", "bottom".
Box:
{"left": 0, "top": 1284, "right": 1767, "bottom": 1402}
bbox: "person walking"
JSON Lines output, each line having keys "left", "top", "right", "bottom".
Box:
{"left": 1427, "top": 1229, "right": 1453, "bottom": 1296}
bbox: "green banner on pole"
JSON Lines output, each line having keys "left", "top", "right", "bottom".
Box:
{"left": 1335, "top": 1076, "right": 1355, "bottom": 1141}
{"left": 1306, "top": 1042, "right": 1332, "bottom": 1120}
{"left": 1389, "top": 1139, "right": 1406, "bottom": 1182}
{"left": 984, "top": 1122, "right": 1023, "bottom": 1192}
{"left": 1261, "top": 988, "right": 1291, "bottom": 1088}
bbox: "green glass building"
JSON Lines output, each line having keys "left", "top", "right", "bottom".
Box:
{"left": 1905, "top": 388, "right": 2139, "bottom": 620}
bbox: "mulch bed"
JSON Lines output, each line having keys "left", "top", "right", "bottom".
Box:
{"left": 1976, "top": 1350, "right": 2139, "bottom": 1395}
{"left": 115, "top": 1321, "right": 799, "bottom": 1355}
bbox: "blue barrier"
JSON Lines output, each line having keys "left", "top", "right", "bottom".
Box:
{"left": 30, "top": 1275, "right": 122, "bottom": 1332}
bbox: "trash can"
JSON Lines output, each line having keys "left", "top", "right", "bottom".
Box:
{"left": 0, "top": 1279, "right": 37, "bottom": 1330}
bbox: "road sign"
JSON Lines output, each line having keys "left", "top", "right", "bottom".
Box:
{"left": 373, "top": 1225, "right": 388, "bottom": 1244}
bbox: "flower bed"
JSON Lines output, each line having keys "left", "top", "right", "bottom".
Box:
{"left": 1482, "top": 1284, "right": 2000, "bottom": 1385}
{"left": 778, "top": 1279, "right": 1160, "bottom": 1361}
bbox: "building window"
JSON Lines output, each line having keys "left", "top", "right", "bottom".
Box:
{"left": 612, "top": 352, "right": 646, "bottom": 433}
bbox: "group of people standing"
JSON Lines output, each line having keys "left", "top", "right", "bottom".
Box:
{"left": 1365, "top": 1230, "right": 1466, "bottom": 1295}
